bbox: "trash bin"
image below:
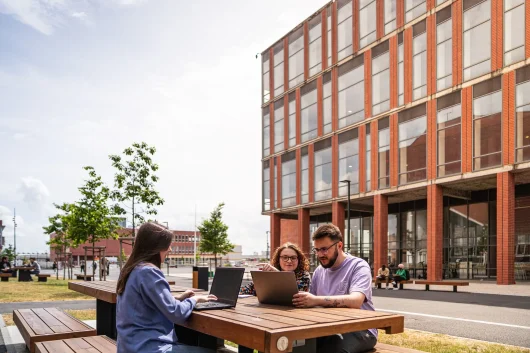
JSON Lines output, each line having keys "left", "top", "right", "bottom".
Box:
{"left": 192, "top": 266, "right": 209, "bottom": 291}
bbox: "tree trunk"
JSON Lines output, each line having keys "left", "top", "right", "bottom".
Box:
{"left": 92, "top": 240, "right": 96, "bottom": 280}
{"left": 214, "top": 255, "right": 217, "bottom": 269}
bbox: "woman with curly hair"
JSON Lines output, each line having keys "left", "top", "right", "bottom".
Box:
{"left": 240, "top": 242, "right": 311, "bottom": 295}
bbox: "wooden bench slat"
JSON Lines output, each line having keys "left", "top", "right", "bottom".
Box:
{"left": 37, "top": 339, "right": 76, "bottom": 353}
{"left": 45, "top": 308, "right": 93, "bottom": 332}
{"left": 32, "top": 309, "right": 70, "bottom": 333}
{"left": 84, "top": 336, "right": 117, "bottom": 352}
{"left": 36, "top": 336, "right": 116, "bottom": 353}
{"left": 18, "top": 310, "right": 55, "bottom": 335}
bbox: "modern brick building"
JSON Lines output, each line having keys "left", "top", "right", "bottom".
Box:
{"left": 261, "top": 0, "right": 530, "bottom": 284}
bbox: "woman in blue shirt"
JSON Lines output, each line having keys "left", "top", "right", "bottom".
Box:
{"left": 116, "top": 222, "right": 217, "bottom": 353}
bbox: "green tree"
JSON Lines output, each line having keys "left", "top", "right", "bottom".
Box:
{"left": 0, "top": 244, "right": 15, "bottom": 263}
{"left": 109, "top": 142, "right": 164, "bottom": 237}
{"left": 119, "top": 249, "right": 128, "bottom": 263}
{"left": 43, "top": 203, "right": 75, "bottom": 279}
{"left": 67, "top": 166, "right": 120, "bottom": 278}
{"left": 198, "top": 203, "right": 234, "bottom": 269}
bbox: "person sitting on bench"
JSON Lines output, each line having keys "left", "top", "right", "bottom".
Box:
{"left": 116, "top": 222, "right": 217, "bottom": 353}
{"left": 374, "top": 265, "right": 390, "bottom": 289}
{"left": 0, "top": 257, "right": 12, "bottom": 273}
{"left": 391, "top": 264, "right": 407, "bottom": 290}
{"left": 28, "top": 258, "right": 40, "bottom": 275}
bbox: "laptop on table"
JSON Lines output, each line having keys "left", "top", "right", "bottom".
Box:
{"left": 194, "top": 267, "right": 245, "bottom": 311}
{"left": 251, "top": 271, "right": 298, "bottom": 306}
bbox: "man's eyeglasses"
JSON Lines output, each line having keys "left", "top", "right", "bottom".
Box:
{"left": 280, "top": 255, "right": 298, "bottom": 262}
{"left": 312, "top": 241, "right": 340, "bottom": 255}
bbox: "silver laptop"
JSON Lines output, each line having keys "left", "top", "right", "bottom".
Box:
{"left": 194, "top": 267, "right": 245, "bottom": 311}
{"left": 251, "top": 271, "right": 298, "bottom": 306}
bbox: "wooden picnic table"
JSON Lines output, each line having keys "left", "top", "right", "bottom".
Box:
{"left": 13, "top": 266, "right": 33, "bottom": 282}
{"left": 68, "top": 280, "right": 203, "bottom": 339}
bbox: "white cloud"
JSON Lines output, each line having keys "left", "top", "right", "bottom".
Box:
{"left": 0, "top": 0, "right": 66, "bottom": 35}
{"left": 17, "top": 177, "right": 50, "bottom": 210}
{"left": 71, "top": 11, "right": 86, "bottom": 18}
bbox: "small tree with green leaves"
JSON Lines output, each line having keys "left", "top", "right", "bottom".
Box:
{"left": 109, "top": 142, "right": 165, "bottom": 237}
{"left": 119, "top": 249, "right": 128, "bottom": 263}
{"left": 198, "top": 203, "right": 234, "bottom": 269}
{"left": 0, "top": 244, "right": 15, "bottom": 263}
{"left": 43, "top": 203, "right": 75, "bottom": 279}
{"left": 67, "top": 166, "right": 120, "bottom": 278}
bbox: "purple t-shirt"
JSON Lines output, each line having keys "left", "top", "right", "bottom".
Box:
{"left": 309, "top": 254, "right": 377, "bottom": 338}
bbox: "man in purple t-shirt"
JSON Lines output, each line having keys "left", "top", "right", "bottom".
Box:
{"left": 293, "top": 224, "right": 377, "bottom": 353}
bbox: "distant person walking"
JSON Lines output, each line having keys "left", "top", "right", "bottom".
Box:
{"left": 52, "top": 260, "right": 58, "bottom": 273}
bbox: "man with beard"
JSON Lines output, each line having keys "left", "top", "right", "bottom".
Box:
{"left": 292, "top": 224, "right": 377, "bottom": 353}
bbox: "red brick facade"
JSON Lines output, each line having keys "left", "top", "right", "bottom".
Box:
{"left": 497, "top": 172, "right": 515, "bottom": 285}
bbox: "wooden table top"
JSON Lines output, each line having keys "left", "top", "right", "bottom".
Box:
{"left": 68, "top": 280, "right": 203, "bottom": 304}
{"left": 183, "top": 297, "right": 404, "bottom": 353}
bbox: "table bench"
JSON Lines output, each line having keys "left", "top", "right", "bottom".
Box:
{"left": 14, "top": 308, "right": 96, "bottom": 353}
{"left": 371, "top": 343, "right": 425, "bottom": 352}
{"left": 372, "top": 279, "right": 413, "bottom": 290}
{"left": 414, "top": 280, "right": 470, "bottom": 292}
{"left": 37, "top": 274, "right": 51, "bottom": 282}
{"left": 35, "top": 335, "right": 115, "bottom": 353}
{"left": 75, "top": 274, "right": 93, "bottom": 281}
{"left": 0, "top": 273, "right": 12, "bottom": 281}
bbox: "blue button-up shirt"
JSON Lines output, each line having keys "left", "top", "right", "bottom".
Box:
{"left": 117, "top": 264, "right": 196, "bottom": 353}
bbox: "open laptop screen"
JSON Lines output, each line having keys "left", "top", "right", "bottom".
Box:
{"left": 209, "top": 267, "right": 245, "bottom": 306}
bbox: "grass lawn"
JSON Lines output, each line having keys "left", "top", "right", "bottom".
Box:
{"left": 2, "top": 309, "right": 97, "bottom": 327}
{"left": 0, "top": 278, "right": 92, "bottom": 303}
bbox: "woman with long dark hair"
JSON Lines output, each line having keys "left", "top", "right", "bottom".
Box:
{"left": 116, "top": 222, "right": 216, "bottom": 353}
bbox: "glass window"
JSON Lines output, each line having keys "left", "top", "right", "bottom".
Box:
{"left": 282, "top": 158, "right": 297, "bottom": 207}
{"left": 289, "top": 29, "right": 305, "bottom": 89}
{"left": 263, "top": 109, "right": 270, "bottom": 157}
{"left": 463, "top": 0, "right": 491, "bottom": 81}
{"left": 388, "top": 213, "right": 399, "bottom": 266}
{"left": 437, "top": 102, "right": 462, "bottom": 177}
{"left": 274, "top": 44, "right": 284, "bottom": 97}
{"left": 399, "top": 115, "right": 427, "bottom": 184}
{"left": 274, "top": 103, "right": 284, "bottom": 153}
{"left": 360, "top": 0, "right": 377, "bottom": 48}
{"left": 338, "top": 0, "right": 353, "bottom": 61}
{"left": 373, "top": 51, "right": 390, "bottom": 115}
{"left": 366, "top": 129, "right": 371, "bottom": 191}
{"left": 405, "top": 0, "right": 426, "bottom": 23}
{"left": 516, "top": 80, "right": 530, "bottom": 162}
{"left": 323, "top": 78, "right": 332, "bottom": 134}
{"left": 379, "top": 126, "right": 390, "bottom": 188}
{"left": 437, "top": 18, "right": 452, "bottom": 91}
{"left": 263, "top": 163, "right": 270, "bottom": 211}
{"left": 339, "top": 65, "right": 365, "bottom": 128}
{"left": 384, "top": 0, "right": 397, "bottom": 34}
{"left": 339, "top": 138, "right": 360, "bottom": 196}
{"left": 413, "top": 31, "right": 427, "bottom": 100}
{"left": 309, "top": 17, "right": 323, "bottom": 77}
{"left": 315, "top": 147, "right": 332, "bottom": 201}
{"left": 473, "top": 90, "right": 502, "bottom": 170}
{"left": 437, "top": 0, "right": 449, "bottom": 4}
{"left": 327, "top": 6, "right": 332, "bottom": 66}
{"left": 288, "top": 99, "right": 296, "bottom": 148}
{"left": 505, "top": 0, "right": 525, "bottom": 66}
{"left": 301, "top": 88, "right": 318, "bottom": 142}
{"left": 301, "top": 152, "right": 309, "bottom": 203}
{"left": 398, "top": 41, "right": 404, "bottom": 106}
{"left": 263, "top": 53, "right": 270, "bottom": 104}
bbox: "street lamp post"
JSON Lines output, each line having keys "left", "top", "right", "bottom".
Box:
{"left": 340, "top": 180, "right": 351, "bottom": 253}
{"left": 13, "top": 208, "right": 17, "bottom": 262}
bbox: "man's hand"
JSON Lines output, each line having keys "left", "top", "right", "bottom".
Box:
{"left": 258, "top": 263, "right": 279, "bottom": 272}
{"left": 175, "top": 289, "right": 195, "bottom": 301}
{"left": 292, "top": 292, "right": 318, "bottom": 308}
{"left": 194, "top": 294, "right": 218, "bottom": 304}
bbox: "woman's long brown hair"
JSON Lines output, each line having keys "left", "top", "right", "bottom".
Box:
{"left": 116, "top": 222, "right": 173, "bottom": 295}
{"left": 271, "top": 242, "right": 310, "bottom": 273}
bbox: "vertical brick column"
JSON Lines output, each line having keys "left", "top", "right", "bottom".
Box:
{"left": 389, "top": 35, "right": 398, "bottom": 109}
{"left": 332, "top": 201, "right": 346, "bottom": 237}
{"left": 376, "top": 0, "right": 384, "bottom": 40}
{"left": 426, "top": 0, "right": 435, "bottom": 11}
{"left": 452, "top": 0, "right": 462, "bottom": 86}
{"left": 371, "top": 120, "right": 379, "bottom": 191}
{"left": 503, "top": 71, "right": 515, "bottom": 165}
{"left": 427, "top": 100, "right": 437, "bottom": 180}
{"left": 461, "top": 86, "right": 473, "bottom": 173}
{"left": 284, "top": 96, "right": 289, "bottom": 151}
{"left": 332, "top": 1, "right": 339, "bottom": 65}
{"left": 270, "top": 162, "right": 275, "bottom": 210}
{"left": 373, "top": 194, "right": 388, "bottom": 277}
{"left": 427, "top": 184, "right": 443, "bottom": 281}
{"left": 269, "top": 48, "right": 274, "bottom": 101}
{"left": 390, "top": 114, "right": 399, "bottom": 187}
{"left": 332, "top": 68, "right": 339, "bottom": 131}
{"left": 404, "top": 28, "right": 413, "bottom": 105}
{"left": 309, "top": 144, "right": 315, "bottom": 203}
{"left": 332, "top": 135, "right": 339, "bottom": 198}
{"left": 491, "top": 0, "right": 503, "bottom": 71}
{"left": 296, "top": 89, "right": 302, "bottom": 145}
{"left": 397, "top": 0, "right": 404, "bottom": 29}
{"left": 353, "top": 0, "right": 360, "bottom": 53}
{"left": 284, "top": 37, "right": 289, "bottom": 92}
{"left": 296, "top": 149, "right": 302, "bottom": 205}
{"left": 304, "top": 22, "right": 310, "bottom": 81}
{"left": 497, "top": 172, "right": 515, "bottom": 285}
{"left": 298, "top": 208, "right": 311, "bottom": 256}
{"left": 359, "top": 125, "right": 367, "bottom": 193}
{"left": 365, "top": 50, "right": 372, "bottom": 119}
{"left": 276, "top": 156, "right": 282, "bottom": 209}
{"left": 526, "top": 0, "right": 530, "bottom": 59}
{"left": 317, "top": 76, "right": 324, "bottom": 137}
{"left": 427, "top": 14, "right": 436, "bottom": 96}
{"left": 270, "top": 103, "right": 275, "bottom": 155}
{"left": 322, "top": 8, "right": 329, "bottom": 70}
{"left": 271, "top": 213, "right": 282, "bottom": 252}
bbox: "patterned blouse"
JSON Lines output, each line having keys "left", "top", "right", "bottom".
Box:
{"left": 239, "top": 270, "right": 311, "bottom": 295}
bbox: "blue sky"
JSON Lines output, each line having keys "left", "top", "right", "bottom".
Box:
{"left": 0, "top": 0, "right": 326, "bottom": 255}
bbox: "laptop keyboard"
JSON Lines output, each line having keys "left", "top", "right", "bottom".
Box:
{"left": 197, "top": 302, "right": 226, "bottom": 308}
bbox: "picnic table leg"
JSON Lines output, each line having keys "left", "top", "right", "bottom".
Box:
{"left": 425, "top": 284, "right": 429, "bottom": 291}
{"left": 174, "top": 325, "right": 220, "bottom": 349}
{"left": 239, "top": 346, "right": 253, "bottom": 353}
{"left": 96, "top": 299, "right": 117, "bottom": 339}
{"left": 453, "top": 286, "right": 457, "bottom": 293}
